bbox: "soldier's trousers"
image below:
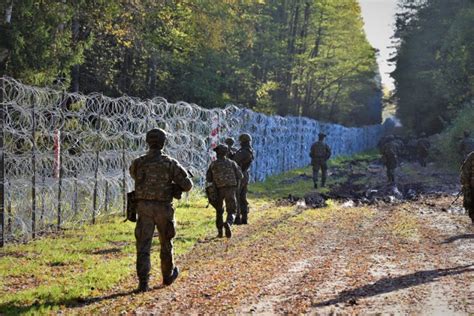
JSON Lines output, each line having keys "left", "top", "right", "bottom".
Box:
{"left": 312, "top": 161, "right": 328, "bottom": 186}
{"left": 386, "top": 167, "right": 396, "bottom": 183}
{"left": 135, "top": 200, "right": 176, "bottom": 283}
{"left": 214, "top": 186, "right": 237, "bottom": 229}
{"left": 237, "top": 180, "right": 249, "bottom": 221}
{"left": 464, "top": 188, "right": 474, "bottom": 223}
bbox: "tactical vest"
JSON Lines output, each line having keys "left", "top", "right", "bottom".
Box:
{"left": 211, "top": 159, "right": 238, "bottom": 188}
{"left": 311, "top": 142, "right": 328, "bottom": 159}
{"left": 134, "top": 154, "right": 175, "bottom": 201}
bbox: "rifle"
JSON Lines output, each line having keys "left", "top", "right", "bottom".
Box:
{"left": 448, "top": 190, "right": 463, "bottom": 208}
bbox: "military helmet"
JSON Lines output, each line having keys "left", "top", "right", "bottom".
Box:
{"left": 224, "top": 137, "right": 235, "bottom": 146}
{"left": 146, "top": 128, "right": 167, "bottom": 147}
{"left": 213, "top": 144, "right": 228, "bottom": 155}
{"left": 239, "top": 133, "right": 252, "bottom": 143}
{"left": 318, "top": 132, "right": 327, "bottom": 139}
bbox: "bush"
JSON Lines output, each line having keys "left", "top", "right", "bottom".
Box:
{"left": 432, "top": 101, "right": 474, "bottom": 168}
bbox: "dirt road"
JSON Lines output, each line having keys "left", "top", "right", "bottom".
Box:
{"left": 73, "top": 192, "right": 473, "bottom": 315}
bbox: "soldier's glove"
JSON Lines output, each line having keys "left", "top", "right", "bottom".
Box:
{"left": 126, "top": 191, "right": 137, "bottom": 222}
{"left": 172, "top": 184, "right": 183, "bottom": 200}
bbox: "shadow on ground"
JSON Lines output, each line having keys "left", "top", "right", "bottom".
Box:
{"left": 312, "top": 264, "right": 474, "bottom": 308}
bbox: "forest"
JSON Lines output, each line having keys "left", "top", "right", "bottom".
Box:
{"left": 0, "top": 0, "right": 381, "bottom": 126}
{"left": 391, "top": 0, "right": 474, "bottom": 135}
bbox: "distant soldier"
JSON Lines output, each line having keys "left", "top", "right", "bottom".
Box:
{"left": 224, "top": 137, "right": 238, "bottom": 160}
{"left": 233, "top": 133, "right": 254, "bottom": 225}
{"left": 380, "top": 135, "right": 398, "bottom": 184}
{"left": 129, "top": 128, "right": 193, "bottom": 292}
{"left": 416, "top": 133, "right": 430, "bottom": 167}
{"left": 459, "top": 130, "right": 474, "bottom": 159}
{"left": 309, "top": 132, "right": 331, "bottom": 189}
{"left": 206, "top": 144, "right": 243, "bottom": 238}
{"left": 461, "top": 151, "right": 474, "bottom": 224}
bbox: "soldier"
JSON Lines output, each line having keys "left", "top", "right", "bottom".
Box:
{"left": 224, "top": 137, "right": 238, "bottom": 159}
{"left": 461, "top": 151, "right": 474, "bottom": 224}
{"left": 129, "top": 128, "right": 193, "bottom": 292}
{"left": 380, "top": 135, "right": 398, "bottom": 184}
{"left": 416, "top": 132, "right": 430, "bottom": 167}
{"left": 459, "top": 130, "right": 474, "bottom": 159}
{"left": 233, "top": 133, "right": 254, "bottom": 225}
{"left": 206, "top": 144, "right": 243, "bottom": 238}
{"left": 309, "top": 132, "right": 331, "bottom": 189}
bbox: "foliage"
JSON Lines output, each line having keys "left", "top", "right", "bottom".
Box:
{"left": 1, "top": 0, "right": 381, "bottom": 126}
{"left": 431, "top": 102, "right": 474, "bottom": 168}
{"left": 391, "top": 0, "right": 474, "bottom": 134}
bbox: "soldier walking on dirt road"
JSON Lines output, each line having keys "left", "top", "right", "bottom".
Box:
{"left": 380, "top": 135, "right": 398, "bottom": 184}
{"left": 461, "top": 151, "right": 474, "bottom": 224}
{"left": 129, "top": 129, "right": 193, "bottom": 292}
{"left": 206, "top": 144, "right": 243, "bottom": 238}
{"left": 310, "top": 133, "right": 331, "bottom": 189}
{"left": 417, "top": 133, "right": 430, "bottom": 167}
{"left": 232, "top": 133, "right": 254, "bottom": 225}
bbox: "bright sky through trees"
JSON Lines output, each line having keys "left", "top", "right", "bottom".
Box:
{"left": 359, "top": 0, "right": 397, "bottom": 90}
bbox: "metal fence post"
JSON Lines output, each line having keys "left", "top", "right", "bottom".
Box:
{"left": 0, "top": 79, "right": 5, "bottom": 247}
{"left": 31, "top": 94, "right": 37, "bottom": 239}
{"left": 92, "top": 109, "right": 101, "bottom": 225}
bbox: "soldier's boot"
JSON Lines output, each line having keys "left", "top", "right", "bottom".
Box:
{"left": 163, "top": 266, "right": 179, "bottom": 286}
{"left": 217, "top": 227, "right": 223, "bottom": 238}
{"left": 321, "top": 179, "right": 326, "bottom": 187}
{"left": 137, "top": 279, "right": 150, "bottom": 293}
{"left": 234, "top": 215, "right": 242, "bottom": 225}
{"left": 313, "top": 182, "right": 318, "bottom": 189}
{"left": 223, "top": 222, "right": 232, "bottom": 238}
{"left": 241, "top": 213, "right": 248, "bottom": 225}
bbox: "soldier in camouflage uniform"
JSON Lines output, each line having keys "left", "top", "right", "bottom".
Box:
{"left": 129, "top": 129, "right": 193, "bottom": 292}
{"left": 416, "top": 133, "right": 430, "bottom": 167}
{"left": 206, "top": 144, "right": 243, "bottom": 238}
{"left": 233, "top": 133, "right": 254, "bottom": 225}
{"left": 224, "top": 137, "right": 238, "bottom": 160}
{"left": 459, "top": 130, "right": 474, "bottom": 159}
{"left": 380, "top": 135, "right": 398, "bottom": 184}
{"left": 309, "top": 133, "right": 331, "bottom": 189}
{"left": 461, "top": 151, "right": 474, "bottom": 224}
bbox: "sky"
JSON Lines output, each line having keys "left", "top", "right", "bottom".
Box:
{"left": 358, "top": 0, "right": 398, "bottom": 90}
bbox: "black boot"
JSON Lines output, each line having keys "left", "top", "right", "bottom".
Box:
{"left": 314, "top": 183, "right": 318, "bottom": 189}
{"left": 137, "top": 280, "right": 150, "bottom": 292}
{"left": 241, "top": 214, "right": 248, "bottom": 225}
{"left": 234, "top": 216, "right": 242, "bottom": 225}
{"left": 224, "top": 222, "right": 232, "bottom": 238}
{"left": 163, "top": 267, "right": 179, "bottom": 286}
{"left": 217, "top": 227, "right": 223, "bottom": 238}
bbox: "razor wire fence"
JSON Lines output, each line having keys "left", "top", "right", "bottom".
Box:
{"left": 0, "top": 77, "right": 385, "bottom": 245}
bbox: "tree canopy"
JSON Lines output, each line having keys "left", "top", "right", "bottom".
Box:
{"left": 1, "top": 0, "right": 381, "bottom": 126}
{"left": 391, "top": 0, "right": 474, "bottom": 134}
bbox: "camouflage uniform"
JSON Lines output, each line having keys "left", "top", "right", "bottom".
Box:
{"left": 381, "top": 139, "right": 398, "bottom": 184}
{"left": 130, "top": 129, "right": 193, "bottom": 291}
{"left": 416, "top": 135, "right": 430, "bottom": 167}
{"left": 459, "top": 132, "right": 474, "bottom": 160}
{"left": 461, "top": 151, "right": 474, "bottom": 223}
{"left": 310, "top": 133, "right": 331, "bottom": 188}
{"left": 206, "top": 145, "right": 243, "bottom": 237}
{"left": 233, "top": 133, "right": 254, "bottom": 225}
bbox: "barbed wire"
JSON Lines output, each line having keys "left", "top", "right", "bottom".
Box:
{"left": 0, "top": 77, "right": 384, "bottom": 243}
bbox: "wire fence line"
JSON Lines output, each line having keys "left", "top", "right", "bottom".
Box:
{"left": 0, "top": 76, "right": 385, "bottom": 245}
